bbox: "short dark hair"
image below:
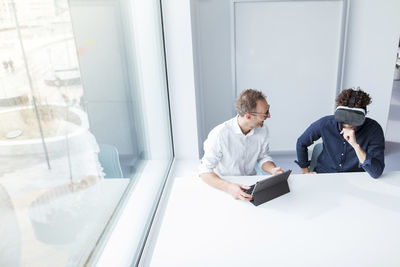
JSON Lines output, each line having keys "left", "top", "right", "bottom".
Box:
{"left": 336, "top": 88, "right": 372, "bottom": 112}
{"left": 235, "top": 89, "right": 266, "bottom": 116}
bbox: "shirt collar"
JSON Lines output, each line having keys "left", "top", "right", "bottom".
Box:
{"left": 233, "top": 116, "right": 255, "bottom": 136}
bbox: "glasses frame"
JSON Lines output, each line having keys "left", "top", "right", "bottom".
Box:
{"left": 249, "top": 108, "right": 270, "bottom": 118}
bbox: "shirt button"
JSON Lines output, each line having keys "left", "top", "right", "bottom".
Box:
{"left": 343, "top": 142, "right": 346, "bottom": 144}
{"left": 339, "top": 164, "right": 342, "bottom": 167}
{"left": 341, "top": 153, "right": 344, "bottom": 156}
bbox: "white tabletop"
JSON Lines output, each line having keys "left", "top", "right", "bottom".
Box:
{"left": 149, "top": 171, "right": 400, "bottom": 267}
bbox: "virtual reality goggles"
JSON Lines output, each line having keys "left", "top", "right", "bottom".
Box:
{"left": 334, "top": 106, "right": 366, "bottom": 126}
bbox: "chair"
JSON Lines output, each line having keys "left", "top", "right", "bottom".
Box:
{"left": 309, "top": 143, "right": 323, "bottom": 172}
{"left": 98, "top": 144, "right": 123, "bottom": 178}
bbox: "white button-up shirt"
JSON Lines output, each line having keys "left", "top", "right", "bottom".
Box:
{"left": 199, "top": 116, "right": 273, "bottom": 176}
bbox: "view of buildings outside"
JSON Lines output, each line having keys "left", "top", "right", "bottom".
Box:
{"left": 0, "top": 0, "right": 82, "bottom": 108}
{"left": 0, "top": 1, "right": 129, "bottom": 266}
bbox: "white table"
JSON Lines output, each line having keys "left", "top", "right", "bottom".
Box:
{"left": 149, "top": 171, "right": 400, "bottom": 267}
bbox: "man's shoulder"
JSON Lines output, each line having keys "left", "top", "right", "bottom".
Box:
{"left": 319, "top": 115, "right": 335, "bottom": 122}
{"left": 365, "top": 117, "right": 380, "bottom": 125}
{"left": 311, "top": 115, "right": 335, "bottom": 127}
{"left": 364, "top": 117, "right": 384, "bottom": 132}
{"left": 208, "top": 117, "right": 236, "bottom": 137}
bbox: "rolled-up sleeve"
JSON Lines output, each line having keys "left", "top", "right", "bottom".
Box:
{"left": 257, "top": 138, "right": 273, "bottom": 169}
{"left": 199, "top": 129, "right": 222, "bottom": 175}
{"left": 359, "top": 127, "right": 385, "bottom": 178}
{"left": 295, "top": 118, "right": 323, "bottom": 168}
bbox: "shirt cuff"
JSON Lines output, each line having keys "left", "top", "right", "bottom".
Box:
{"left": 198, "top": 164, "right": 214, "bottom": 175}
{"left": 295, "top": 160, "right": 311, "bottom": 168}
{"left": 358, "top": 154, "right": 372, "bottom": 168}
{"left": 258, "top": 156, "right": 273, "bottom": 169}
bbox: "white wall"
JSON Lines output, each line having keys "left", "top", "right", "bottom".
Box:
{"left": 189, "top": 0, "right": 400, "bottom": 154}
{"left": 342, "top": 0, "right": 400, "bottom": 134}
{"left": 162, "top": 0, "right": 199, "bottom": 160}
{"left": 234, "top": 1, "right": 344, "bottom": 151}
{"left": 190, "top": 0, "right": 234, "bottom": 155}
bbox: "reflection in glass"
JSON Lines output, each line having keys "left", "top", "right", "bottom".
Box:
{"left": 0, "top": 184, "right": 21, "bottom": 267}
{"left": 0, "top": 0, "right": 101, "bottom": 180}
{"left": 0, "top": 0, "right": 120, "bottom": 266}
{"left": 1, "top": 0, "right": 173, "bottom": 265}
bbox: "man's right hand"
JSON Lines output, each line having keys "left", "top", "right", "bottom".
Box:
{"left": 200, "top": 172, "right": 253, "bottom": 202}
{"left": 301, "top": 167, "right": 316, "bottom": 174}
{"left": 226, "top": 182, "right": 252, "bottom": 201}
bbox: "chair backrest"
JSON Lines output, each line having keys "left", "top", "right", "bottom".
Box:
{"left": 98, "top": 144, "right": 123, "bottom": 178}
{"left": 309, "top": 142, "right": 323, "bottom": 172}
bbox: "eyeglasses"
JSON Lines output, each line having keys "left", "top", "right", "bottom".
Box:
{"left": 250, "top": 108, "right": 270, "bottom": 118}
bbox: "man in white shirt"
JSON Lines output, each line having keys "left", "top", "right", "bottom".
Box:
{"left": 199, "top": 89, "right": 283, "bottom": 202}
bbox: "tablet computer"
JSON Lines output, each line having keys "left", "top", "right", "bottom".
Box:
{"left": 245, "top": 169, "right": 292, "bottom": 206}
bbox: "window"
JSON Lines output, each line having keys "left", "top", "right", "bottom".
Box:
{"left": 0, "top": 0, "right": 172, "bottom": 266}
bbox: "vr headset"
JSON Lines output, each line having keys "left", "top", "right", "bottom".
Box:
{"left": 334, "top": 90, "right": 366, "bottom": 126}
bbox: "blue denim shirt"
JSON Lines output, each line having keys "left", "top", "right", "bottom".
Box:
{"left": 296, "top": 115, "right": 385, "bottom": 178}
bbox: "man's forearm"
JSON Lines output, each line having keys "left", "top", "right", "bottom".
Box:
{"left": 261, "top": 161, "right": 277, "bottom": 174}
{"left": 199, "top": 172, "right": 231, "bottom": 192}
{"left": 352, "top": 144, "right": 366, "bottom": 164}
{"left": 200, "top": 172, "right": 253, "bottom": 201}
{"left": 352, "top": 144, "right": 384, "bottom": 178}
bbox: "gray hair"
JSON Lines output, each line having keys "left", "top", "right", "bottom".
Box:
{"left": 235, "top": 89, "right": 266, "bottom": 116}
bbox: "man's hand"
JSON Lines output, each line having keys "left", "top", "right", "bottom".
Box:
{"left": 301, "top": 167, "right": 316, "bottom": 174}
{"left": 340, "top": 128, "right": 358, "bottom": 147}
{"left": 261, "top": 161, "right": 284, "bottom": 175}
{"left": 200, "top": 173, "right": 253, "bottom": 202}
{"left": 270, "top": 166, "right": 284, "bottom": 175}
{"left": 340, "top": 128, "right": 367, "bottom": 164}
{"left": 226, "top": 182, "right": 252, "bottom": 201}
{"left": 340, "top": 127, "right": 367, "bottom": 164}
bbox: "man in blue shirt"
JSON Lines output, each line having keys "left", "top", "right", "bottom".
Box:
{"left": 296, "top": 88, "right": 385, "bottom": 178}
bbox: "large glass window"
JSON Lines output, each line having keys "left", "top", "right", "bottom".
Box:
{"left": 0, "top": 0, "right": 173, "bottom": 266}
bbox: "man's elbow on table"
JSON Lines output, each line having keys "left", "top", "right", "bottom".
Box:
{"left": 369, "top": 169, "right": 384, "bottom": 179}
{"left": 363, "top": 160, "right": 384, "bottom": 179}
{"left": 366, "top": 166, "right": 384, "bottom": 179}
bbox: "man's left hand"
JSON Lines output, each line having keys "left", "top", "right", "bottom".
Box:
{"left": 271, "top": 166, "right": 284, "bottom": 175}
